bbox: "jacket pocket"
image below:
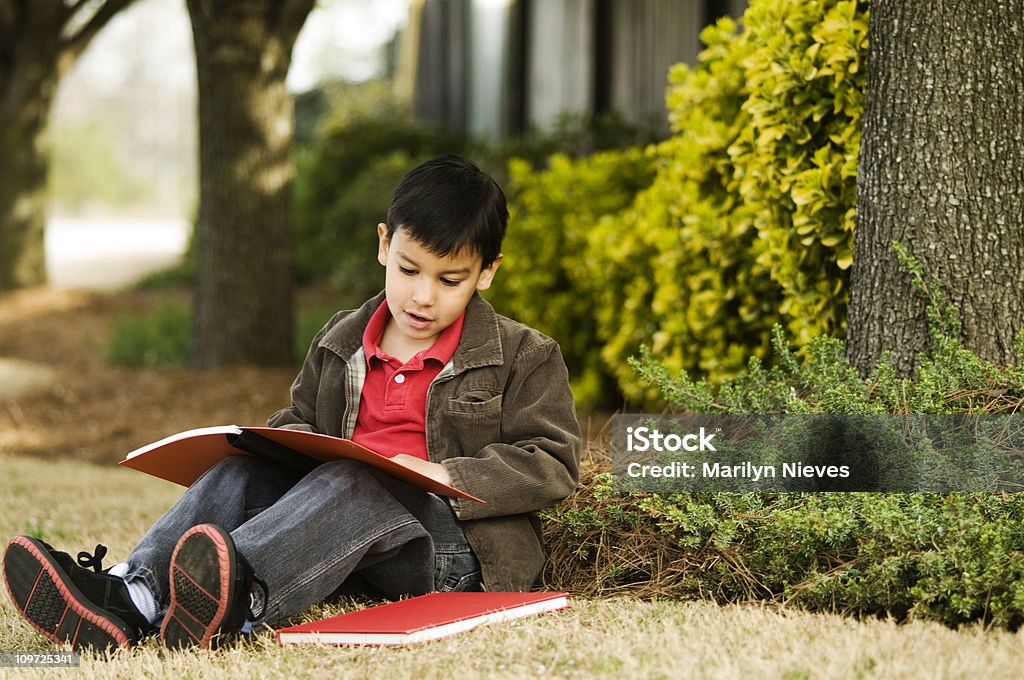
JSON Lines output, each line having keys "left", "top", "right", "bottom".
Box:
{"left": 447, "top": 391, "right": 503, "bottom": 415}
{"left": 443, "top": 392, "right": 502, "bottom": 455}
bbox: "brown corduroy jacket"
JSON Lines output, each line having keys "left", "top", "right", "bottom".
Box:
{"left": 267, "top": 290, "right": 582, "bottom": 590}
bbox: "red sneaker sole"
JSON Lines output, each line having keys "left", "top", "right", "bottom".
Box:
{"left": 2, "top": 536, "right": 133, "bottom": 651}
{"left": 161, "top": 525, "right": 238, "bottom": 650}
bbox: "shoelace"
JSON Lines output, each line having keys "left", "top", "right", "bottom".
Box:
{"left": 76, "top": 544, "right": 108, "bottom": 573}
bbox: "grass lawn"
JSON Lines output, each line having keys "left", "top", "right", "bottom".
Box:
{"left": 2, "top": 453, "right": 1024, "bottom": 679}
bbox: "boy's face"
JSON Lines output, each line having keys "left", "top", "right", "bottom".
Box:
{"left": 377, "top": 224, "right": 502, "bottom": 349}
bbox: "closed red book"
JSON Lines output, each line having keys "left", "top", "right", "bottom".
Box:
{"left": 119, "top": 425, "right": 483, "bottom": 503}
{"left": 275, "top": 591, "right": 570, "bottom": 645}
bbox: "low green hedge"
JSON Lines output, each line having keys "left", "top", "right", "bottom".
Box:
{"left": 542, "top": 481, "right": 1024, "bottom": 628}
{"left": 541, "top": 265, "right": 1024, "bottom": 628}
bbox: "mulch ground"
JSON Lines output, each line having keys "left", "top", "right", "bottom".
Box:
{"left": 0, "top": 287, "right": 299, "bottom": 465}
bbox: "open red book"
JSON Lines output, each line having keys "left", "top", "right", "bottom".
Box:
{"left": 119, "top": 425, "right": 484, "bottom": 503}
{"left": 276, "top": 591, "right": 570, "bottom": 645}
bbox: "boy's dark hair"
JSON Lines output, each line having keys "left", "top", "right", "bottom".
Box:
{"left": 386, "top": 154, "right": 508, "bottom": 269}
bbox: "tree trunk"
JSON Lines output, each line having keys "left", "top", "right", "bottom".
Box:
{"left": 0, "top": 0, "right": 139, "bottom": 292}
{"left": 0, "top": 25, "right": 59, "bottom": 290}
{"left": 186, "top": 0, "right": 313, "bottom": 368}
{"left": 847, "top": 0, "right": 1024, "bottom": 376}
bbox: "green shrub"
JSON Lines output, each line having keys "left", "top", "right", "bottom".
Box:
{"left": 541, "top": 258, "right": 1024, "bottom": 628}
{"left": 487, "top": 150, "right": 657, "bottom": 406}
{"left": 543, "top": 481, "right": 1024, "bottom": 628}
{"left": 612, "top": 0, "right": 866, "bottom": 395}
{"left": 107, "top": 301, "right": 191, "bottom": 369}
{"left": 629, "top": 246, "right": 1024, "bottom": 415}
{"left": 493, "top": 0, "right": 869, "bottom": 406}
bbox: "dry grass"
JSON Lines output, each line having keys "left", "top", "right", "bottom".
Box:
{"left": 3, "top": 454, "right": 1024, "bottom": 679}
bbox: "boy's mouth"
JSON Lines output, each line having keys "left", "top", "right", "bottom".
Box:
{"left": 405, "top": 311, "right": 432, "bottom": 328}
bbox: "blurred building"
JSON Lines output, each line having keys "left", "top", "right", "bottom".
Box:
{"left": 400, "top": 0, "right": 748, "bottom": 140}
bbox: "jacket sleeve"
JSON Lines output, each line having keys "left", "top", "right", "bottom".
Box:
{"left": 441, "top": 337, "right": 581, "bottom": 520}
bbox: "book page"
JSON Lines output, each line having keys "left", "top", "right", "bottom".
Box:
{"left": 124, "top": 425, "right": 243, "bottom": 459}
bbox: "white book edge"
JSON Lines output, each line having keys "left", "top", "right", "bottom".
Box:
{"left": 123, "top": 425, "right": 243, "bottom": 460}
{"left": 277, "top": 596, "right": 569, "bottom": 646}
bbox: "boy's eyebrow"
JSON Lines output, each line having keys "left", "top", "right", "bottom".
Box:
{"left": 396, "top": 251, "right": 473, "bottom": 276}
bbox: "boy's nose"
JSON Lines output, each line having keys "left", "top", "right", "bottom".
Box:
{"left": 411, "top": 281, "right": 434, "bottom": 306}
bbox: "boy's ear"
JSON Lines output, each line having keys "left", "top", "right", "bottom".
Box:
{"left": 475, "top": 253, "right": 503, "bottom": 291}
{"left": 376, "top": 223, "right": 389, "bottom": 266}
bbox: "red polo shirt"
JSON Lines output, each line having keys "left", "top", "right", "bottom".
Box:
{"left": 351, "top": 299, "right": 465, "bottom": 460}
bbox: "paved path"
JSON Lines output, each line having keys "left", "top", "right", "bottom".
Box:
{"left": 46, "top": 216, "right": 190, "bottom": 290}
{"left": 0, "top": 359, "right": 58, "bottom": 401}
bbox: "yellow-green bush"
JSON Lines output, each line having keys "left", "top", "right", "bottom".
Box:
{"left": 729, "top": 0, "right": 864, "bottom": 336}
{"left": 492, "top": 0, "right": 868, "bottom": 406}
{"left": 488, "top": 151, "right": 656, "bottom": 406}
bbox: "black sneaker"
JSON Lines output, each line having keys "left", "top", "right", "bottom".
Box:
{"left": 161, "top": 524, "right": 254, "bottom": 650}
{"left": 2, "top": 536, "right": 152, "bottom": 651}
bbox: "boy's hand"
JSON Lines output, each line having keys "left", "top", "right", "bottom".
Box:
{"left": 391, "top": 454, "right": 454, "bottom": 487}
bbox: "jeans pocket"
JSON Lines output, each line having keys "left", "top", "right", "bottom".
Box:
{"left": 443, "top": 569, "right": 483, "bottom": 592}
{"left": 434, "top": 548, "right": 483, "bottom": 592}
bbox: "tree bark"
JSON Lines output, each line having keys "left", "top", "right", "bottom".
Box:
{"left": 847, "top": 0, "right": 1024, "bottom": 376}
{"left": 186, "top": 0, "right": 313, "bottom": 368}
{"left": 0, "top": 1, "right": 137, "bottom": 291}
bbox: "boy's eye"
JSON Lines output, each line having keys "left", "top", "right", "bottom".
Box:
{"left": 399, "top": 266, "right": 416, "bottom": 276}
{"left": 440, "top": 278, "right": 461, "bottom": 287}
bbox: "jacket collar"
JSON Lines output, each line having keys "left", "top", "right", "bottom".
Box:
{"left": 319, "top": 291, "right": 504, "bottom": 373}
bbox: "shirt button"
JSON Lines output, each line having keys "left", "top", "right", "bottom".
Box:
{"left": 394, "top": 374, "right": 406, "bottom": 384}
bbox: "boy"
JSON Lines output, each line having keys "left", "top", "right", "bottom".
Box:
{"left": 3, "top": 154, "right": 581, "bottom": 651}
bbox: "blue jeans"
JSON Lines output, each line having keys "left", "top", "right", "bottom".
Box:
{"left": 123, "top": 456, "right": 481, "bottom": 624}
